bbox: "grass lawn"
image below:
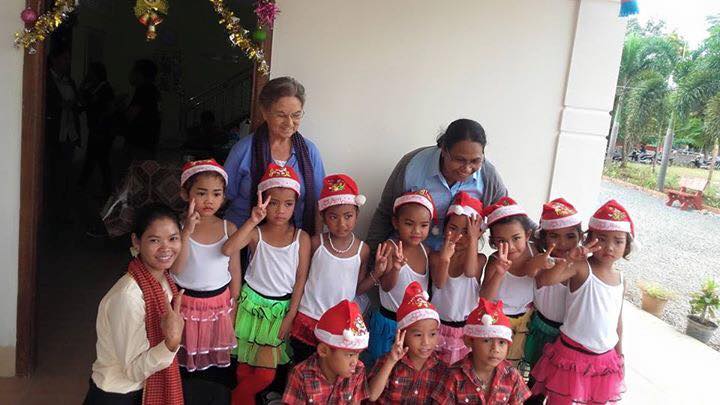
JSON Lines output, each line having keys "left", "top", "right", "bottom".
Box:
{"left": 603, "top": 162, "right": 720, "bottom": 209}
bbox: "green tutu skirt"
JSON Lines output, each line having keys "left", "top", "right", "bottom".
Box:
{"left": 234, "top": 285, "right": 291, "bottom": 368}
{"left": 523, "top": 311, "right": 561, "bottom": 369}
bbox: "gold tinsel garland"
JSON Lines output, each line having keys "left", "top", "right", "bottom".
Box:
{"left": 209, "top": 0, "right": 269, "bottom": 75}
{"left": 14, "top": 0, "right": 76, "bottom": 54}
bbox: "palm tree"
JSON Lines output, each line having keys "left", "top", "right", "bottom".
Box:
{"left": 676, "top": 17, "right": 720, "bottom": 182}
{"left": 608, "top": 27, "right": 682, "bottom": 164}
{"left": 622, "top": 71, "right": 670, "bottom": 168}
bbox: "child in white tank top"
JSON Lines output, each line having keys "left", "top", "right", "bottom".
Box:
{"left": 480, "top": 197, "right": 559, "bottom": 367}
{"left": 532, "top": 199, "right": 632, "bottom": 404}
{"left": 366, "top": 189, "right": 435, "bottom": 367}
{"left": 430, "top": 191, "right": 486, "bottom": 365}
{"left": 289, "top": 174, "right": 384, "bottom": 364}
{"left": 221, "top": 163, "right": 312, "bottom": 404}
{"left": 523, "top": 198, "right": 583, "bottom": 404}
{"left": 170, "top": 159, "right": 240, "bottom": 373}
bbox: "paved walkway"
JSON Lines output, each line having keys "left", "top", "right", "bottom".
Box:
{"left": 622, "top": 301, "right": 720, "bottom": 405}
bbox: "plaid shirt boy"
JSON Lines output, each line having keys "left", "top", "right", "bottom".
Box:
{"left": 369, "top": 352, "right": 447, "bottom": 404}
{"left": 282, "top": 353, "right": 369, "bottom": 404}
{"left": 431, "top": 356, "right": 530, "bottom": 404}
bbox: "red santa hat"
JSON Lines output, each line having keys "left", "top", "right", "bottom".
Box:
{"left": 257, "top": 163, "right": 301, "bottom": 196}
{"left": 314, "top": 299, "right": 369, "bottom": 350}
{"left": 540, "top": 198, "right": 582, "bottom": 230}
{"left": 317, "top": 174, "right": 366, "bottom": 211}
{"left": 181, "top": 159, "right": 228, "bottom": 187}
{"left": 483, "top": 196, "right": 527, "bottom": 228}
{"left": 395, "top": 282, "right": 439, "bottom": 330}
{"left": 588, "top": 199, "right": 634, "bottom": 238}
{"left": 446, "top": 191, "right": 484, "bottom": 219}
{"left": 393, "top": 189, "right": 437, "bottom": 221}
{"left": 463, "top": 298, "right": 513, "bottom": 342}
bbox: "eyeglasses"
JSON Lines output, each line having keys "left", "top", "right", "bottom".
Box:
{"left": 272, "top": 110, "right": 305, "bottom": 122}
{"left": 443, "top": 149, "right": 484, "bottom": 168}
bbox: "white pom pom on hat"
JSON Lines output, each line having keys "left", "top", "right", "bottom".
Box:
{"left": 343, "top": 328, "right": 354, "bottom": 340}
{"left": 355, "top": 194, "right": 366, "bottom": 206}
{"left": 481, "top": 313, "right": 494, "bottom": 326}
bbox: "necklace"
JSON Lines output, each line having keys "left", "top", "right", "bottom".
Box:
{"left": 328, "top": 233, "right": 355, "bottom": 254}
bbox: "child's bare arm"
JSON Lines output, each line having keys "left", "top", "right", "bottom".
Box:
{"left": 278, "top": 231, "right": 312, "bottom": 339}
{"left": 221, "top": 191, "right": 268, "bottom": 256}
{"left": 170, "top": 199, "right": 200, "bottom": 275}
{"left": 226, "top": 223, "right": 242, "bottom": 298}
{"left": 432, "top": 232, "right": 461, "bottom": 289}
{"left": 356, "top": 243, "right": 374, "bottom": 296}
{"left": 615, "top": 280, "right": 626, "bottom": 356}
{"left": 463, "top": 215, "right": 483, "bottom": 278}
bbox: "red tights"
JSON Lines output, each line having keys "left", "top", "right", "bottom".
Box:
{"left": 231, "top": 364, "right": 276, "bottom": 405}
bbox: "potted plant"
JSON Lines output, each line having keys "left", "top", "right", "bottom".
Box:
{"left": 638, "top": 281, "right": 674, "bottom": 317}
{"left": 686, "top": 279, "right": 720, "bottom": 344}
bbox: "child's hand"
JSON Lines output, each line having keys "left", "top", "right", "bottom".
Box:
{"left": 278, "top": 313, "right": 294, "bottom": 340}
{"left": 491, "top": 242, "right": 512, "bottom": 276}
{"left": 529, "top": 244, "right": 566, "bottom": 272}
{"left": 467, "top": 214, "right": 483, "bottom": 242}
{"left": 568, "top": 239, "right": 601, "bottom": 262}
{"left": 183, "top": 199, "right": 201, "bottom": 237}
{"left": 388, "top": 329, "right": 409, "bottom": 364}
{"left": 391, "top": 241, "right": 407, "bottom": 272}
{"left": 250, "top": 190, "right": 271, "bottom": 224}
{"left": 373, "top": 242, "right": 392, "bottom": 279}
{"left": 439, "top": 231, "right": 462, "bottom": 262}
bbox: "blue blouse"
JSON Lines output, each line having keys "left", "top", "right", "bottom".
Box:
{"left": 223, "top": 134, "right": 326, "bottom": 228}
{"left": 404, "top": 147, "right": 484, "bottom": 250}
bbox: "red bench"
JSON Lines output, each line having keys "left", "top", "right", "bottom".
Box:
{"left": 666, "top": 177, "right": 708, "bottom": 210}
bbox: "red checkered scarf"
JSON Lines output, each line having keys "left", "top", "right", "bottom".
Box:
{"left": 127, "top": 258, "right": 184, "bottom": 405}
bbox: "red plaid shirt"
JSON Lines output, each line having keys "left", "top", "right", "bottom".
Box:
{"left": 431, "top": 357, "right": 530, "bottom": 404}
{"left": 282, "top": 353, "right": 369, "bottom": 404}
{"left": 369, "top": 352, "right": 447, "bottom": 404}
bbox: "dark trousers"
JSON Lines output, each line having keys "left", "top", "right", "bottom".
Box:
{"left": 83, "top": 377, "right": 230, "bottom": 405}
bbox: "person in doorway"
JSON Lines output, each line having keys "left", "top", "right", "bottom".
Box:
{"left": 125, "top": 59, "right": 160, "bottom": 161}
{"left": 367, "top": 118, "right": 508, "bottom": 252}
{"left": 223, "top": 76, "right": 326, "bottom": 235}
{"left": 78, "top": 62, "right": 115, "bottom": 196}
{"left": 45, "top": 45, "right": 80, "bottom": 221}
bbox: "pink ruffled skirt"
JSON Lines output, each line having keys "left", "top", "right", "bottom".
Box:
{"left": 436, "top": 323, "right": 471, "bottom": 365}
{"left": 178, "top": 287, "right": 237, "bottom": 372}
{"left": 531, "top": 334, "right": 624, "bottom": 404}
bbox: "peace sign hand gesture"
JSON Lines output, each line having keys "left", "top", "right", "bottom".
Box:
{"left": 373, "top": 242, "right": 393, "bottom": 279}
{"left": 250, "top": 190, "right": 271, "bottom": 224}
{"left": 568, "top": 239, "right": 602, "bottom": 262}
{"left": 161, "top": 290, "right": 185, "bottom": 352}
{"left": 439, "top": 231, "right": 463, "bottom": 262}
{"left": 491, "top": 242, "right": 512, "bottom": 276}
{"left": 529, "top": 244, "right": 566, "bottom": 272}
{"left": 392, "top": 241, "right": 407, "bottom": 272}
{"left": 388, "top": 329, "right": 409, "bottom": 364}
{"left": 183, "top": 199, "right": 201, "bottom": 237}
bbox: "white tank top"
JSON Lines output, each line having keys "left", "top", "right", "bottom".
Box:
{"left": 432, "top": 275, "right": 479, "bottom": 322}
{"left": 379, "top": 242, "right": 429, "bottom": 312}
{"left": 173, "top": 220, "right": 231, "bottom": 291}
{"left": 299, "top": 234, "right": 363, "bottom": 320}
{"left": 561, "top": 264, "right": 624, "bottom": 353}
{"left": 245, "top": 227, "right": 301, "bottom": 297}
{"left": 533, "top": 281, "right": 567, "bottom": 323}
{"left": 496, "top": 271, "right": 534, "bottom": 316}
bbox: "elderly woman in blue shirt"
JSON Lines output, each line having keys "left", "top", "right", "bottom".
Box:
{"left": 367, "top": 118, "right": 508, "bottom": 251}
{"left": 224, "top": 77, "right": 325, "bottom": 234}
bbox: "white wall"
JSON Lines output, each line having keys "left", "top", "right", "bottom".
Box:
{"left": 0, "top": 0, "right": 24, "bottom": 377}
{"left": 271, "top": 0, "right": 626, "bottom": 234}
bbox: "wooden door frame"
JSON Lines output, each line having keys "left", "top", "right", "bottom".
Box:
{"left": 15, "top": 0, "right": 272, "bottom": 375}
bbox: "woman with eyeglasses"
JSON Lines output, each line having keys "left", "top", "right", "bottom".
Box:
{"left": 367, "top": 118, "right": 508, "bottom": 252}
{"left": 224, "top": 77, "right": 326, "bottom": 236}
